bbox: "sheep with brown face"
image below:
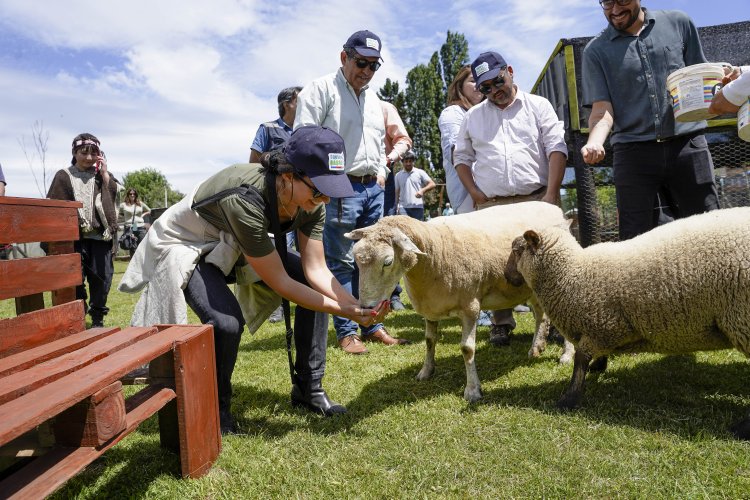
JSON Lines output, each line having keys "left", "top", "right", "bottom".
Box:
{"left": 508, "top": 207, "right": 750, "bottom": 440}
{"left": 345, "top": 201, "right": 574, "bottom": 402}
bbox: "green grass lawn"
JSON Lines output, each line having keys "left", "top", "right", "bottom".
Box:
{"left": 3, "top": 260, "right": 750, "bottom": 498}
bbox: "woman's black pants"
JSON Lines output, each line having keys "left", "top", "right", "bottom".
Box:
{"left": 183, "top": 249, "right": 328, "bottom": 415}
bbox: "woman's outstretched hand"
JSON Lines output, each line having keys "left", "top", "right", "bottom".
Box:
{"left": 342, "top": 300, "right": 390, "bottom": 327}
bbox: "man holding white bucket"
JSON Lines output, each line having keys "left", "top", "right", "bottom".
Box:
{"left": 580, "top": 0, "right": 720, "bottom": 240}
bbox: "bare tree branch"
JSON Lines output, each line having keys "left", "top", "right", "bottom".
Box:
{"left": 17, "top": 120, "right": 50, "bottom": 197}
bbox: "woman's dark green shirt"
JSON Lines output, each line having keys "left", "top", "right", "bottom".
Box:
{"left": 193, "top": 163, "right": 325, "bottom": 258}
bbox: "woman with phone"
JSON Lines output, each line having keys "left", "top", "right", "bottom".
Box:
{"left": 47, "top": 133, "right": 118, "bottom": 328}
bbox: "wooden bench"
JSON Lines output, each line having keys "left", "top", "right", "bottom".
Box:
{"left": 0, "top": 197, "right": 221, "bottom": 498}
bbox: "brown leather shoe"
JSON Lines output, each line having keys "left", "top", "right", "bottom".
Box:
{"left": 362, "top": 327, "right": 411, "bottom": 346}
{"left": 338, "top": 335, "right": 368, "bottom": 354}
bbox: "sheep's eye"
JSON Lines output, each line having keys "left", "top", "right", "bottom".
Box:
{"left": 383, "top": 256, "right": 393, "bottom": 267}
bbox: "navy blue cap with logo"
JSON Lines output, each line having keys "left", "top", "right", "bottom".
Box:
{"left": 471, "top": 51, "right": 508, "bottom": 89}
{"left": 285, "top": 126, "right": 354, "bottom": 198}
{"left": 343, "top": 30, "right": 383, "bottom": 60}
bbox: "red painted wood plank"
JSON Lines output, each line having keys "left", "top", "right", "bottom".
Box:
{"left": 0, "top": 325, "right": 207, "bottom": 445}
{"left": 0, "top": 301, "right": 87, "bottom": 358}
{"left": 172, "top": 325, "right": 220, "bottom": 478}
{"left": 0, "top": 254, "right": 81, "bottom": 300}
{"left": 0, "top": 327, "right": 156, "bottom": 405}
{"left": 0, "top": 204, "right": 79, "bottom": 244}
{"left": 0, "top": 385, "right": 176, "bottom": 500}
{"left": 0, "top": 325, "right": 119, "bottom": 377}
{"left": 0, "top": 197, "right": 82, "bottom": 209}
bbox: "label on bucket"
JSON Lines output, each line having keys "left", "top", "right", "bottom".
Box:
{"left": 671, "top": 76, "right": 720, "bottom": 110}
{"left": 670, "top": 74, "right": 722, "bottom": 122}
{"left": 739, "top": 99, "right": 750, "bottom": 142}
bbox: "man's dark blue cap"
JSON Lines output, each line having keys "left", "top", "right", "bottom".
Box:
{"left": 343, "top": 30, "right": 383, "bottom": 60}
{"left": 471, "top": 52, "right": 508, "bottom": 89}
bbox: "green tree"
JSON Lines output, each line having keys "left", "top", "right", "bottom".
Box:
{"left": 377, "top": 78, "right": 407, "bottom": 118}
{"left": 378, "top": 31, "right": 471, "bottom": 215}
{"left": 404, "top": 61, "right": 442, "bottom": 178}
{"left": 438, "top": 31, "right": 470, "bottom": 98}
{"left": 121, "top": 167, "right": 184, "bottom": 209}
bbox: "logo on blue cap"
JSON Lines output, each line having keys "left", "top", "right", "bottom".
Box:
{"left": 328, "top": 153, "right": 345, "bottom": 171}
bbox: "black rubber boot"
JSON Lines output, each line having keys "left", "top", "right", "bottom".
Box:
{"left": 291, "top": 378, "right": 347, "bottom": 417}
{"left": 220, "top": 408, "right": 239, "bottom": 435}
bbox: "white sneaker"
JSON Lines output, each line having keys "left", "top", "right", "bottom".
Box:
{"left": 269, "top": 306, "right": 284, "bottom": 323}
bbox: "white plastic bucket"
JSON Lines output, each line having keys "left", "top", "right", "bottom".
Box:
{"left": 739, "top": 99, "right": 750, "bottom": 142}
{"left": 667, "top": 63, "right": 726, "bottom": 122}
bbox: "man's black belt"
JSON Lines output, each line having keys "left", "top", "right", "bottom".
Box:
{"left": 487, "top": 185, "right": 546, "bottom": 202}
{"left": 347, "top": 173, "right": 377, "bottom": 184}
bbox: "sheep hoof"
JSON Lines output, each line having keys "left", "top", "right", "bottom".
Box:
{"left": 528, "top": 348, "right": 542, "bottom": 358}
{"left": 464, "top": 386, "right": 483, "bottom": 403}
{"left": 730, "top": 415, "right": 750, "bottom": 440}
{"left": 416, "top": 367, "right": 434, "bottom": 381}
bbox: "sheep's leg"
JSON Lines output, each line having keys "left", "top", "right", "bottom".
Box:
{"left": 416, "top": 319, "right": 439, "bottom": 381}
{"left": 460, "top": 314, "right": 483, "bottom": 402}
{"left": 557, "top": 349, "right": 593, "bottom": 410}
{"left": 559, "top": 337, "right": 575, "bottom": 365}
{"left": 589, "top": 355, "right": 608, "bottom": 373}
{"left": 527, "top": 298, "right": 549, "bottom": 358}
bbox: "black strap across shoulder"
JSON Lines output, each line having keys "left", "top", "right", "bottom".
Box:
{"left": 191, "top": 184, "right": 272, "bottom": 222}
{"left": 192, "top": 173, "right": 297, "bottom": 384}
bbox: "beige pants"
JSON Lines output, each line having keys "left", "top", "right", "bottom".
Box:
{"left": 471, "top": 187, "right": 548, "bottom": 329}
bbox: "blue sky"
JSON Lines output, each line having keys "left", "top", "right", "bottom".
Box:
{"left": 1, "top": 0, "right": 747, "bottom": 199}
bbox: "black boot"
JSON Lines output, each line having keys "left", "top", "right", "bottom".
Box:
{"left": 291, "top": 378, "right": 347, "bottom": 417}
{"left": 219, "top": 408, "right": 239, "bottom": 435}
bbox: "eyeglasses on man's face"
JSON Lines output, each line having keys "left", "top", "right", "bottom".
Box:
{"left": 350, "top": 56, "right": 381, "bottom": 72}
{"left": 478, "top": 69, "right": 508, "bottom": 95}
{"left": 599, "top": 0, "right": 633, "bottom": 9}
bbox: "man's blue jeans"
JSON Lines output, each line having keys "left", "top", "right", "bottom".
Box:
{"left": 403, "top": 207, "right": 424, "bottom": 220}
{"left": 324, "top": 179, "right": 384, "bottom": 340}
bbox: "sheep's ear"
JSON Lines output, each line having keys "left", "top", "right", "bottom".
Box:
{"left": 523, "top": 230, "right": 541, "bottom": 255}
{"left": 345, "top": 228, "right": 370, "bottom": 241}
{"left": 392, "top": 228, "right": 426, "bottom": 255}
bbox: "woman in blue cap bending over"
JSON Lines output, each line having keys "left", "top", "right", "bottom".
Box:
{"left": 119, "top": 126, "right": 388, "bottom": 434}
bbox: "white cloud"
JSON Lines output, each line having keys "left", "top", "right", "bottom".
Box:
{"left": 0, "top": 0, "right": 260, "bottom": 48}
{"left": 0, "top": 0, "right": 742, "bottom": 199}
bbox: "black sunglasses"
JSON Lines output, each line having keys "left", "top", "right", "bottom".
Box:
{"left": 599, "top": 0, "right": 633, "bottom": 9}
{"left": 478, "top": 71, "right": 508, "bottom": 95}
{"left": 297, "top": 176, "right": 324, "bottom": 199}
{"left": 351, "top": 56, "right": 381, "bottom": 72}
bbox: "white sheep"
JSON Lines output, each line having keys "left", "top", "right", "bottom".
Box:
{"left": 345, "top": 201, "right": 575, "bottom": 403}
{"left": 508, "top": 206, "right": 750, "bottom": 439}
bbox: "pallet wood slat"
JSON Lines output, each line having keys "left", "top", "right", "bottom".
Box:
{"left": 0, "top": 255, "right": 81, "bottom": 301}
{"left": 0, "top": 197, "right": 81, "bottom": 245}
{"left": 0, "top": 301, "right": 89, "bottom": 359}
{"left": 172, "top": 326, "right": 220, "bottom": 478}
{"left": 0, "top": 327, "right": 156, "bottom": 406}
{"left": 0, "top": 325, "right": 117, "bottom": 377}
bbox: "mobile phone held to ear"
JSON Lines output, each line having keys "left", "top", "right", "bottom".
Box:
{"left": 95, "top": 150, "right": 106, "bottom": 173}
